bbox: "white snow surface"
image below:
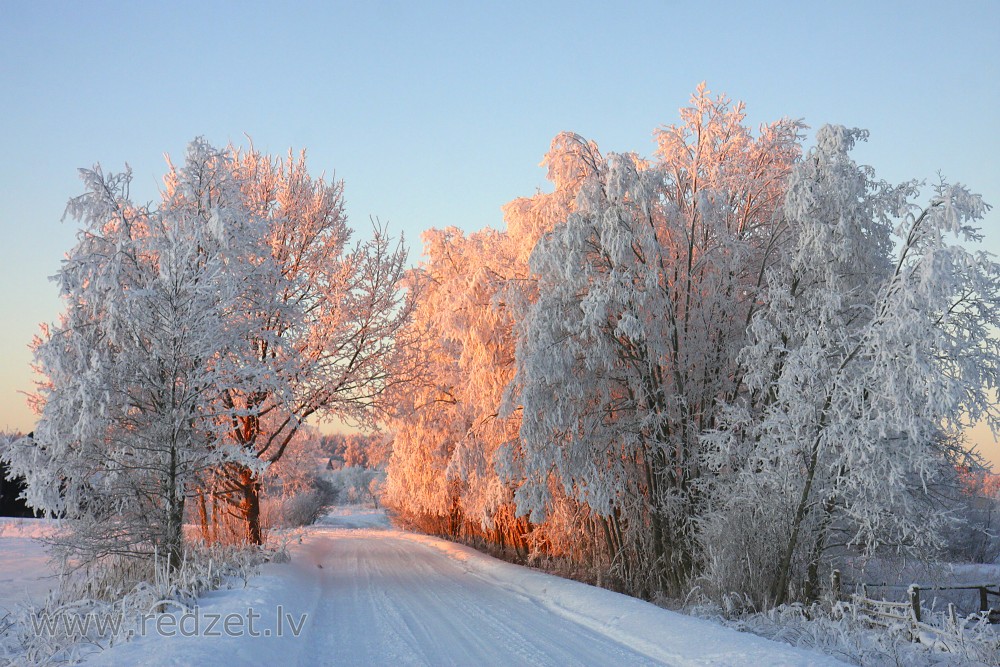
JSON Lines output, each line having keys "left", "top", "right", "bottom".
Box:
{"left": 0, "top": 518, "right": 61, "bottom": 612}
{"left": 77, "top": 508, "right": 846, "bottom": 666}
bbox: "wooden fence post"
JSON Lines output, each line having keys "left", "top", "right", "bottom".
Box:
{"left": 980, "top": 586, "right": 988, "bottom": 613}
{"left": 831, "top": 569, "right": 841, "bottom": 601}
{"left": 908, "top": 585, "right": 921, "bottom": 623}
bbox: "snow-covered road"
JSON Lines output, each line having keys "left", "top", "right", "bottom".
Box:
{"left": 85, "top": 509, "right": 846, "bottom": 666}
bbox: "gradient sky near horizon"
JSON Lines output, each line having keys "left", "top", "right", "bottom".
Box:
{"left": 2, "top": 1, "right": 998, "bottom": 465}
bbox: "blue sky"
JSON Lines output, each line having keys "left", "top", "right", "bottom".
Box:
{"left": 1, "top": 1, "right": 998, "bottom": 462}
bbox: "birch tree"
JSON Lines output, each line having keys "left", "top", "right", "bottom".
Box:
{"left": 509, "top": 87, "right": 802, "bottom": 594}
{"left": 1, "top": 140, "right": 267, "bottom": 569}
{"left": 703, "top": 125, "right": 1000, "bottom": 606}
{"left": 384, "top": 135, "right": 583, "bottom": 546}
{"left": 384, "top": 227, "right": 524, "bottom": 540}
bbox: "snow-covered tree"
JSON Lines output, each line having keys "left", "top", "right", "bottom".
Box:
{"left": 384, "top": 227, "right": 521, "bottom": 539}
{"left": 1, "top": 140, "right": 268, "bottom": 569}
{"left": 3, "top": 138, "right": 415, "bottom": 565}
{"left": 213, "top": 146, "right": 415, "bottom": 544}
{"left": 384, "top": 135, "right": 586, "bottom": 548}
{"left": 508, "top": 88, "right": 802, "bottom": 594}
{"left": 702, "top": 125, "right": 1000, "bottom": 606}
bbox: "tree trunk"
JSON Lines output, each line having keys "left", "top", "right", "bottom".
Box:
{"left": 237, "top": 468, "right": 264, "bottom": 545}
{"left": 165, "top": 496, "right": 185, "bottom": 571}
{"left": 197, "top": 490, "right": 212, "bottom": 544}
{"left": 804, "top": 495, "right": 837, "bottom": 602}
{"left": 772, "top": 432, "right": 822, "bottom": 606}
{"left": 164, "top": 436, "right": 185, "bottom": 570}
{"left": 772, "top": 392, "right": 834, "bottom": 607}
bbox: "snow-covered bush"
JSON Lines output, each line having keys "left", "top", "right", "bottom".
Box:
{"left": 326, "top": 466, "right": 384, "bottom": 507}
{"left": 262, "top": 489, "right": 325, "bottom": 529}
{"left": 256, "top": 425, "right": 331, "bottom": 529}
{"left": 684, "top": 592, "right": 1000, "bottom": 666}
{"left": 1, "top": 542, "right": 272, "bottom": 666}
{"left": 696, "top": 485, "right": 800, "bottom": 608}
{"left": 944, "top": 470, "right": 1000, "bottom": 564}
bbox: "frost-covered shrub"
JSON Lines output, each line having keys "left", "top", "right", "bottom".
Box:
{"left": 697, "top": 479, "right": 802, "bottom": 609}
{"left": 943, "top": 471, "right": 1000, "bottom": 564}
{"left": 326, "top": 466, "right": 384, "bottom": 507}
{"left": 1, "top": 543, "right": 270, "bottom": 666}
{"left": 262, "top": 489, "right": 325, "bottom": 529}
{"left": 684, "top": 593, "right": 1000, "bottom": 667}
{"left": 234, "top": 425, "right": 336, "bottom": 532}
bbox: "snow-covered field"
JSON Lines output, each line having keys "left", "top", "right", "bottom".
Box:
{"left": 0, "top": 508, "right": 839, "bottom": 666}
{"left": 0, "top": 518, "right": 61, "bottom": 613}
